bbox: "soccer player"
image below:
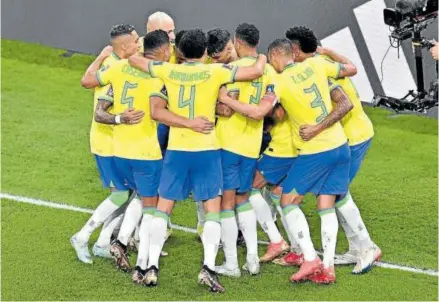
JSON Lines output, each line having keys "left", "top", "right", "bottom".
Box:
{"left": 128, "top": 28, "right": 267, "bottom": 292}
{"left": 174, "top": 29, "right": 188, "bottom": 64}
{"left": 207, "top": 28, "right": 238, "bottom": 64}
{"left": 71, "top": 24, "right": 142, "bottom": 264}
{"left": 221, "top": 38, "right": 357, "bottom": 284}
{"left": 139, "top": 11, "right": 177, "bottom": 64}
{"left": 286, "top": 26, "right": 381, "bottom": 274}
{"left": 215, "top": 23, "right": 277, "bottom": 277}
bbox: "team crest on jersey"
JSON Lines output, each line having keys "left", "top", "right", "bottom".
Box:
{"left": 153, "top": 61, "right": 164, "bottom": 66}
{"left": 160, "top": 85, "right": 168, "bottom": 96}
{"left": 266, "top": 84, "right": 275, "bottom": 93}
{"left": 222, "top": 64, "right": 233, "bottom": 70}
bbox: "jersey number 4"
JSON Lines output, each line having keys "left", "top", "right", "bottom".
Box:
{"left": 178, "top": 85, "right": 195, "bottom": 119}
{"left": 121, "top": 81, "right": 138, "bottom": 108}
{"left": 304, "top": 83, "right": 328, "bottom": 123}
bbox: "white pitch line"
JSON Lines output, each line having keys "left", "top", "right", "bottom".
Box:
{"left": 1, "top": 192, "right": 438, "bottom": 277}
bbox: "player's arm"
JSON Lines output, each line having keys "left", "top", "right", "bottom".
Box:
{"left": 128, "top": 53, "right": 152, "bottom": 73}
{"left": 81, "top": 46, "right": 113, "bottom": 88}
{"left": 316, "top": 47, "right": 357, "bottom": 78}
{"left": 233, "top": 54, "right": 267, "bottom": 81}
{"left": 215, "top": 103, "right": 234, "bottom": 117}
{"left": 299, "top": 85, "right": 353, "bottom": 141}
{"left": 218, "top": 86, "right": 277, "bottom": 120}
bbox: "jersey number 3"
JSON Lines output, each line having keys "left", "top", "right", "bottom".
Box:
{"left": 178, "top": 85, "right": 195, "bottom": 119}
{"left": 121, "top": 81, "right": 138, "bottom": 108}
{"left": 304, "top": 83, "right": 328, "bottom": 123}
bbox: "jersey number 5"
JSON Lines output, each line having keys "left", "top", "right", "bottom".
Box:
{"left": 178, "top": 85, "right": 195, "bottom": 119}
{"left": 304, "top": 83, "right": 328, "bottom": 123}
{"left": 121, "top": 81, "right": 138, "bottom": 108}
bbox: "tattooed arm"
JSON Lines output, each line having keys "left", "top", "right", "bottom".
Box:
{"left": 94, "top": 100, "right": 145, "bottom": 125}
{"left": 299, "top": 86, "right": 353, "bottom": 141}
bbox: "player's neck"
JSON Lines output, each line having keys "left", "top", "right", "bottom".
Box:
{"left": 238, "top": 48, "right": 258, "bottom": 59}
{"left": 113, "top": 50, "right": 125, "bottom": 59}
{"left": 185, "top": 58, "right": 204, "bottom": 63}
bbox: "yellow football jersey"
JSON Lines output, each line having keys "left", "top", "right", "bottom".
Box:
{"left": 264, "top": 118, "right": 298, "bottom": 158}
{"left": 148, "top": 61, "right": 238, "bottom": 151}
{"left": 138, "top": 37, "right": 177, "bottom": 64}
{"left": 90, "top": 52, "right": 121, "bottom": 156}
{"left": 216, "top": 58, "right": 277, "bottom": 158}
{"left": 329, "top": 77, "right": 374, "bottom": 146}
{"left": 278, "top": 56, "right": 347, "bottom": 155}
{"left": 96, "top": 60, "right": 165, "bottom": 160}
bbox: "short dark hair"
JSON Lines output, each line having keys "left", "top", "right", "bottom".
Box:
{"left": 268, "top": 38, "right": 293, "bottom": 55}
{"left": 235, "top": 23, "right": 259, "bottom": 47}
{"left": 143, "top": 29, "right": 170, "bottom": 52}
{"left": 285, "top": 26, "right": 318, "bottom": 53}
{"left": 179, "top": 29, "right": 207, "bottom": 59}
{"left": 175, "top": 30, "right": 188, "bottom": 48}
{"left": 110, "top": 24, "right": 135, "bottom": 39}
{"left": 207, "top": 28, "right": 231, "bottom": 56}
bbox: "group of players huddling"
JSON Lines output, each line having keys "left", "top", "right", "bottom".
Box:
{"left": 71, "top": 11, "right": 381, "bottom": 293}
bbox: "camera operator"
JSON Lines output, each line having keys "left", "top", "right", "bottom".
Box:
{"left": 430, "top": 40, "right": 438, "bottom": 60}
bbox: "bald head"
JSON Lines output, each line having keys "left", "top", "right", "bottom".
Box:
{"left": 146, "top": 11, "right": 175, "bottom": 42}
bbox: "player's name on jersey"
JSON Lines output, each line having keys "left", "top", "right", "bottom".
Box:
{"left": 169, "top": 70, "right": 210, "bottom": 82}
{"left": 291, "top": 66, "right": 314, "bottom": 84}
{"left": 121, "top": 64, "right": 151, "bottom": 79}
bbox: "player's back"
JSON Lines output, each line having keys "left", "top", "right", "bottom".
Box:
{"left": 265, "top": 118, "right": 298, "bottom": 158}
{"left": 107, "top": 60, "right": 162, "bottom": 160}
{"left": 150, "top": 61, "right": 236, "bottom": 152}
{"left": 279, "top": 58, "right": 347, "bottom": 154}
{"left": 216, "top": 58, "right": 274, "bottom": 158}
{"left": 330, "top": 77, "right": 374, "bottom": 145}
{"left": 90, "top": 53, "right": 120, "bottom": 156}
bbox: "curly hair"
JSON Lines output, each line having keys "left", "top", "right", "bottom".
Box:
{"left": 285, "top": 26, "right": 318, "bottom": 53}
{"left": 235, "top": 23, "right": 259, "bottom": 47}
{"left": 179, "top": 29, "right": 207, "bottom": 59}
{"left": 207, "top": 28, "right": 231, "bottom": 56}
{"left": 175, "top": 30, "right": 187, "bottom": 48}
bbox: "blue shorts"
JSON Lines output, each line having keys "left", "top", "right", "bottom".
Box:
{"left": 114, "top": 157, "right": 162, "bottom": 198}
{"left": 94, "top": 155, "right": 126, "bottom": 189}
{"left": 349, "top": 138, "right": 372, "bottom": 182}
{"left": 257, "top": 154, "right": 296, "bottom": 186}
{"left": 159, "top": 150, "right": 223, "bottom": 202}
{"left": 157, "top": 124, "right": 170, "bottom": 156}
{"left": 221, "top": 149, "right": 258, "bottom": 194}
{"left": 283, "top": 143, "right": 350, "bottom": 196}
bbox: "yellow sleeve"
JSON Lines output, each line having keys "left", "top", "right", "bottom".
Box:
{"left": 264, "top": 68, "right": 277, "bottom": 94}
{"left": 328, "top": 77, "right": 341, "bottom": 92}
{"left": 96, "top": 64, "right": 117, "bottom": 86}
{"left": 310, "top": 56, "right": 343, "bottom": 79}
{"left": 148, "top": 61, "right": 170, "bottom": 79}
{"left": 97, "top": 85, "right": 114, "bottom": 103}
{"left": 149, "top": 79, "right": 168, "bottom": 101}
{"left": 211, "top": 63, "right": 238, "bottom": 86}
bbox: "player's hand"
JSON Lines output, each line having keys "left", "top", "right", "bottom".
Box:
{"left": 299, "top": 124, "right": 322, "bottom": 141}
{"left": 216, "top": 103, "right": 234, "bottom": 117}
{"left": 99, "top": 45, "right": 113, "bottom": 59}
{"left": 121, "top": 108, "right": 145, "bottom": 125}
{"left": 430, "top": 40, "right": 438, "bottom": 61}
{"left": 188, "top": 116, "right": 214, "bottom": 134}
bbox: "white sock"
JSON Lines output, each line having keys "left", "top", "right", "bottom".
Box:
{"left": 236, "top": 201, "right": 258, "bottom": 259}
{"left": 148, "top": 212, "right": 168, "bottom": 268}
{"left": 202, "top": 215, "right": 221, "bottom": 271}
{"left": 319, "top": 208, "right": 338, "bottom": 268}
{"left": 282, "top": 205, "right": 317, "bottom": 261}
{"left": 134, "top": 221, "right": 141, "bottom": 242}
{"left": 336, "top": 207, "right": 359, "bottom": 252}
{"left": 277, "top": 205, "right": 302, "bottom": 254}
{"left": 136, "top": 209, "right": 155, "bottom": 270}
{"left": 336, "top": 192, "right": 373, "bottom": 250}
{"left": 220, "top": 211, "right": 238, "bottom": 269}
{"left": 117, "top": 197, "right": 142, "bottom": 246}
{"left": 197, "top": 202, "right": 206, "bottom": 230}
{"left": 76, "top": 197, "right": 119, "bottom": 242}
{"left": 250, "top": 189, "right": 282, "bottom": 243}
{"left": 96, "top": 214, "right": 122, "bottom": 247}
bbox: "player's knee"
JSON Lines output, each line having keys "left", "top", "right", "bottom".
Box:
{"left": 109, "top": 190, "right": 129, "bottom": 206}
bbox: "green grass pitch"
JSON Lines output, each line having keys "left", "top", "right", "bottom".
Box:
{"left": 1, "top": 39, "right": 438, "bottom": 301}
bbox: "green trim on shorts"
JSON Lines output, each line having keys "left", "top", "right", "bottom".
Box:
{"left": 282, "top": 204, "right": 299, "bottom": 216}
{"left": 318, "top": 208, "right": 336, "bottom": 216}
{"left": 235, "top": 201, "right": 252, "bottom": 213}
{"left": 108, "top": 190, "right": 129, "bottom": 206}
{"left": 205, "top": 212, "right": 220, "bottom": 223}
{"left": 143, "top": 207, "right": 156, "bottom": 216}
{"left": 220, "top": 210, "right": 235, "bottom": 219}
{"left": 154, "top": 210, "right": 169, "bottom": 221}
